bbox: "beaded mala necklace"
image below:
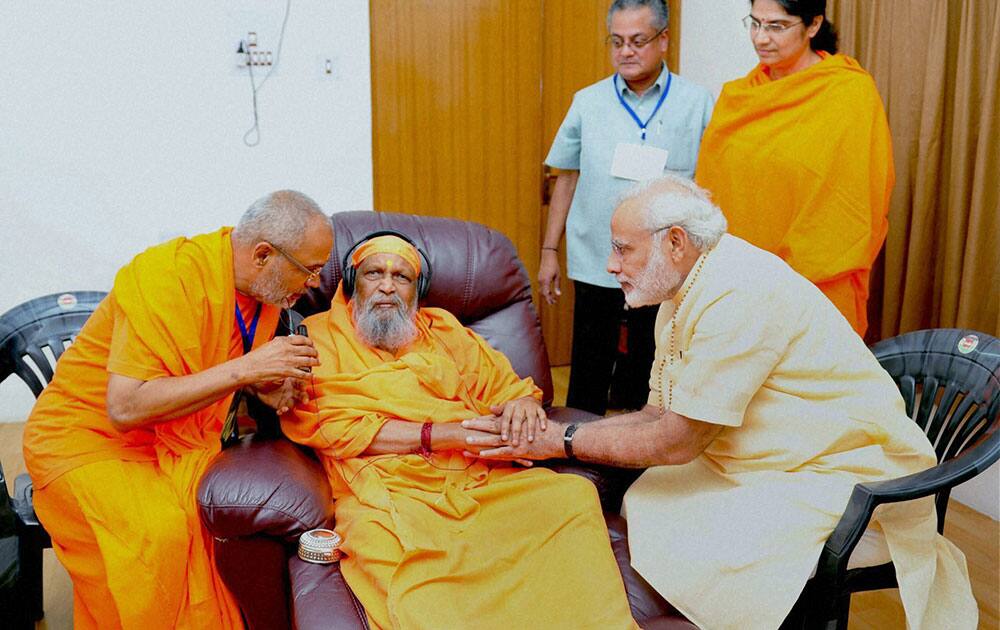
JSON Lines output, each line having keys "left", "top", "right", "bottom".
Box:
{"left": 662, "top": 247, "right": 713, "bottom": 410}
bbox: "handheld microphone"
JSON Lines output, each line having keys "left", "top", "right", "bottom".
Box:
{"left": 295, "top": 323, "right": 311, "bottom": 372}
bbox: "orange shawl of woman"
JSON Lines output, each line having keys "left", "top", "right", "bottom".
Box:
{"left": 695, "top": 54, "right": 894, "bottom": 336}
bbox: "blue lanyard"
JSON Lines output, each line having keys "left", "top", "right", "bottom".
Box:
{"left": 613, "top": 71, "right": 672, "bottom": 142}
{"left": 235, "top": 302, "right": 263, "bottom": 354}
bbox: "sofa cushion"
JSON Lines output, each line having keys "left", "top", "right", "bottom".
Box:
{"left": 198, "top": 437, "right": 334, "bottom": 542}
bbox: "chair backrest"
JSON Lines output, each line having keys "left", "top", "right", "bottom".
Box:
{"left": 0, "top": 292, "right": 107, "bottom": 397}
{"left": 293, "top": 211, "right": 555, "bottom": 404}
{"left": 871, "top": 328, "right": 999, "bottom": 464}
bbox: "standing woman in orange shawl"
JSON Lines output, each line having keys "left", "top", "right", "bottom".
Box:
{"left": 695, "top": 0, "right": 893, "bottom": 336}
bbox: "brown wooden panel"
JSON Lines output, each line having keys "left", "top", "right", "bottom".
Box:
{"left": 668, "top": 0, "right": 681, "bottom": 72}
{"left": 538, "top": 0, "right": 611, "bottom": 365}
{"left": 370, "top": 0, "right": 543, "bottom": 278}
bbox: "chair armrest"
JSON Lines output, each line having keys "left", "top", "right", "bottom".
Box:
{"left": 815, "top": 432, "right": 1000, "bottom": 583}
{"left": 542, "top": 407, "right": 645, "bottom": 512}
{"left": 545, "top": 406, "right": 602, "bottom": 426}
{"left": 288, "top": 557, "right": 369, "bottom": 630}
{"left": 11, "top": 474, "right": 41, "bottom": 530}
{"left": 197, "top": 435, "right": 335, "bottom": 543}
{"left": 12, "top": 472, "right": 52, "bottom": 549}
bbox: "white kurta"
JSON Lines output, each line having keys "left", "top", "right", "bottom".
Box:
{"left": 624, "top": 234, "right": 977, "bottom": 630}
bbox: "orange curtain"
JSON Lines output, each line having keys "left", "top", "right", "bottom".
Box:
{"left": 830, "top": 0, "right": 999, "bottom": 339}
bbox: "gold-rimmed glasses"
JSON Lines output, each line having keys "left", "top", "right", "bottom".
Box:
{"left": 269, "top": 241, "right": 322, "bottom": 283}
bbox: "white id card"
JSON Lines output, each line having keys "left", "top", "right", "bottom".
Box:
{"left": 610, "top": 143, "right": 669, "bottom": 181}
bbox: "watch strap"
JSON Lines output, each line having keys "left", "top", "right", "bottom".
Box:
{"left": 563, "top": 423, "right": 580, "bottom": 460}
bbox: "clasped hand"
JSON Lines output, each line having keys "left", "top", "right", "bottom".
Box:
{"left": 241, "top": 334, "right": 319, "bottom": 382}
{"left": 241, "top": 334, "right": 318, "bottom": 414}
{"left": 461, "top": 397, "right": 560, "bottom": 462}
{"left": 252, "top": 378, "right": 308, "bottom": 415}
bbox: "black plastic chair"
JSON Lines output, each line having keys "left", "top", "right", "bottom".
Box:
{"left": 0, "top": 291, "right": 106, "bottom": 624}
{"left": 785, "top": 328, "right": 1000, "bottom": 629}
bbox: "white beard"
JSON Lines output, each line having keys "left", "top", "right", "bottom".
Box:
{"left": 619, "top": 244, "right": 682, "bottom": 308}
{"left": 351, "top": 292, "right": 419, "bottom": 353}
{"left": 249, "top": 265, "right": 297, "bottom": 307}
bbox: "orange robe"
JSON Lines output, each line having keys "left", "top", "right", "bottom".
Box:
{"left": 695, "top": 53, "right": 894, "bottom": 336}
{"left": 23, "top": 228, "right": 279, "bottom": 629}
{"left": 283, "top": 288, "right": 637, "bottom": 630}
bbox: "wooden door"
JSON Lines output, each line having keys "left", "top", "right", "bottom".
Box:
{"left": 538, "top": 0, "right": 615, "bottom": 365}
{"left": 370, "top": 0, "right": 681, "bottom": 366}
{"left": 369, "top": 0, "right": 543, "bottom": 282}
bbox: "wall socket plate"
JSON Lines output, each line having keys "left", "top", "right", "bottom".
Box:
{"left": 237, "top": 31, "right": 273, "bottom": 68}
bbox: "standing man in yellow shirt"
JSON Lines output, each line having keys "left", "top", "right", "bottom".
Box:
{"left": 468, "top": 175, "right": 977, "bottom": 629}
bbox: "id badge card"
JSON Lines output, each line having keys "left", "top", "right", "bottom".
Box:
{"left": 610, "top": 142, "right": 669, "bottom": 181}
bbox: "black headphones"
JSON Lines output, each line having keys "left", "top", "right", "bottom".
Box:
{"left": 341, "top": 230, "right": 433, "bottom": 300}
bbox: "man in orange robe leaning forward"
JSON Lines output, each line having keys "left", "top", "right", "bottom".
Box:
{"left": 22, "top": 190, "right": 333, "bottom": 628}
{"left": 282, "top": 233, "right": 637, "bottom": 630}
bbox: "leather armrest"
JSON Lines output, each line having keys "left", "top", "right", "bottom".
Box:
{"left": 543, "top": 407, "right": 645, "bottom": 512}
{"left": 289, "top": 558, "right": 368, "bottom": 630}
{"left": 546, "top": 406, "right": 601, "bottom": 426}
{"left": 197, "top": 435, "right": 335, "bottom": 542}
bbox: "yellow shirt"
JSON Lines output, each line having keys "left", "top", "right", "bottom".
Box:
{"left": 625, "top": 234, "right": 976, "bottom": 630}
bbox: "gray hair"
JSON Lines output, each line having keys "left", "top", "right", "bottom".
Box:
{"left": 618, "top": 174, "right": 727, "bottom": 251}
{"left": 232, "top": 190, "right": 326, "bottom": 249}
{"left": 607, "top": 0, "right": 669, "bottom": 31}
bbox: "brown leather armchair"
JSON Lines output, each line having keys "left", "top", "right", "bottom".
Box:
{"left": 197, "top": 211, "right": 694, "bottom": 629}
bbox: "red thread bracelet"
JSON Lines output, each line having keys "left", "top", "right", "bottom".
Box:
{"left": 420, "top": 422, "right": 433, "bottom": 458}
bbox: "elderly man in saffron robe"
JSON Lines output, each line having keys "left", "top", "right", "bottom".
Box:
{"left": 23, "top": 190, "right": 333, "bottom": 628}
{"left": 282, "top": 234, "right": 637, "bottom": 630}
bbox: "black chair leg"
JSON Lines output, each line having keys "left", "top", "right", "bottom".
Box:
{"left": 787, "top": 589, "right": 851, "bottom": 630}
{"left": 13, "top": 473, "right": 49, "bottom": 621}
{"left": 830, "top": 595, "right": 851, "bottom": 630}
{"left": 18, "top": 529, "right": 45, "bottom": 621}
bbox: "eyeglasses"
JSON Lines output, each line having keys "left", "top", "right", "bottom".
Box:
{"left": 742, "top": 15, "right": 803, "bottom": 35}
{"left": 269, "top": 241, "right": 322, "bottom": 284}
{"left": 610, "top": 226, "right": 670, "bottom": 258}
{"left": 606, "top": 24, "right": 667, "bottom": 51}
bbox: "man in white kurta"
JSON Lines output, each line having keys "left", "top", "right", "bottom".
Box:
{"left": 623, "top": 232, "right": 976, "bottom": 630}
{"left": 466, "top": 175, "right": 977, "bottom": 630}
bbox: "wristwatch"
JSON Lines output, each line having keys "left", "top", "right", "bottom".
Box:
{"left": 563, "top": 423, "right": 580, "bottom": 460}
